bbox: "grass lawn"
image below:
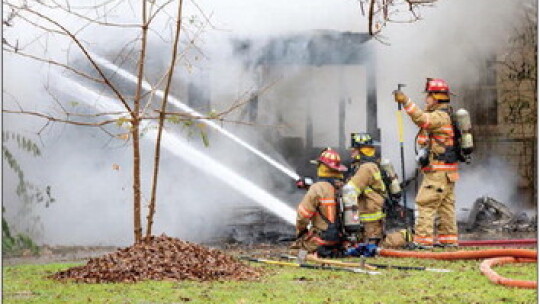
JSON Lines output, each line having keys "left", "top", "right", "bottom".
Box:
{"left": 3, "top": 255, "right": 537, "bottom": 304}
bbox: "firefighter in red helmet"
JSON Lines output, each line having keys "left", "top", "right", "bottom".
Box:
{"left": 292, "top": 148, "right": 347, "bottom": 257}
{"left": 393, "top": 78, "right": 459, "bottom": 249}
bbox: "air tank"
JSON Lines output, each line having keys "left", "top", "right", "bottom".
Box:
{"left": 340, "top": 185, "right": 362, "bottom": 233}
{"left": 380, "top": 158, "right": 401, "bottom": 196}
{"left": 455, "top": 108, "right": 474, "bottom": 154}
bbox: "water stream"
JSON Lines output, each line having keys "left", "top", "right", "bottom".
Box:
{"left": 89, "top": 52, "right": 300, "bottom": 181}
{"left": 62, "top": 76, "right": 297, "bottom": 225}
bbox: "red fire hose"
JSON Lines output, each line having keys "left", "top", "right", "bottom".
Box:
{"left": 379, "top": 248, "right": 536, "bottom": 260}
{"left": 459, "top": 239, "right": 537, "bottom": 247}
{"left": 379, "top": 248, "right": 537, "bottom": 289}
{"left": 480, "top": 257, "right": 537, "bottom": 289}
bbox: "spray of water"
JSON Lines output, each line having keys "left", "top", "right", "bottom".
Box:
{"left": 88, "top": 52, "right": 300, "bottom": 181}
{"left": 63, "top": 75, "right": 297, "bottom": 225}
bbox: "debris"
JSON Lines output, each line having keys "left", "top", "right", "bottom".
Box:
{"left": 51, "top": 234, "right": 261, "bottom": 283}
{"left": 464, "top": 196, "right": 537, "bottom": 233}
{"left": 225, "top": 206, "right": 292, "bottom": 244}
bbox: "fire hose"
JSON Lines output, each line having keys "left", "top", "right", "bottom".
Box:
{"left": 479, "top": 257, "right": 537, "bottom": 289}
{"left": 458, "top": 238, "right": 536, "bottom": 247}
{"left": 379, "top": 248, "right": 537, "bottom": 289}
{"left": 379, "top": 248, "right": 536, "bottom": 260}
{"left": 240, "top": 256, "right": 381, "bottom": 275}
{"left": 279, "top": 254, "right": 451, "bottom": 273}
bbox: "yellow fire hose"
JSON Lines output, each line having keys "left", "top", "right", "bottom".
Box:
{"left": 305, "top": 254, "right": 377, "bottom": 270}
{"left": 240, "top": 256, "right": 381, "bottom": 275}
{"left": 280, "top": 254, "right": 451, "bottom": 273}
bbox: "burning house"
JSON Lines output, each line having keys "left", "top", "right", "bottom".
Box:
{"left": 187, "top": 30, "right": 378, "bottom": 177}
{"left": 183, "top": 31, "right": 382, "bottom": 243}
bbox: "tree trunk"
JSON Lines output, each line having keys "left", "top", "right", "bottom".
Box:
{"left": 146, "top": 0, "right": 184, "bottom": 238}
{"left": 132, "top": 1, "right": 149, "bottom": 243}
{"left": 368, "top": 0, "right": 376, "bottom": 35}
{"left": 132, "top": 120, "right": 142, "bottom": 243}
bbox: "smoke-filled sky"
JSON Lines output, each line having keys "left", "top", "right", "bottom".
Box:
{"left": 3, "top": 0, "right": 535, "bottom": 245}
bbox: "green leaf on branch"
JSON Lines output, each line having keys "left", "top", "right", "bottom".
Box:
{"left": 199, "top": 129, "right": 209, "bottom": 147}
{"left": 167, "top": 115, "right": 181, "bottom": 124}
{"left": 115, "top": 116, "right": 130, "bottom": 127}
{"left": 208, "top": 110, "right": 219, "bottom": 119}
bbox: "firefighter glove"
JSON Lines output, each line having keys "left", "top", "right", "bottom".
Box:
{"left": 393, "top": 90, "right": 408, "bottom": 104}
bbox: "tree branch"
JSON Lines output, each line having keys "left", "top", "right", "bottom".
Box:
{"left": 3, "top": 109, "right": 119, "bottom": 127}
{"left": 5, "top": 2, "right": 133, "bottom": 116}
{"left": 39, "top": 0, "right": 140, "bottom": 28}
{"left": 3, "top": 48, "right": 105, "bottom": 84}
{"left": 146, "top": 0, "right": 184, "bottom": 238}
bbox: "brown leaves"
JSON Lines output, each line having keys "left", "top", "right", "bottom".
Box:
{"left": 50, "top": 234, "right": 261, "bottom": 283}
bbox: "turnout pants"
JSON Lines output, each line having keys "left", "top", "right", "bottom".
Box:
{"left": 414, "top": 171, "right": 458, "bottom": 246}
{"left": 291, "top": 230, "right": 340, "bottom": 254}
{"left": 358, "top": 197, "right": 384, "bottom": 242}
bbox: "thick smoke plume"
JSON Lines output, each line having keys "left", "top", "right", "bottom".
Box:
{"left": 375, "top": 0, "right": 533, "bottom": 213}
{"left": 3, "top": 0, "right": 534, "bottom": 246}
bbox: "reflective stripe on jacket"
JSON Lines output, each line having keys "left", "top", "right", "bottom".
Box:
{"left": 296, "top": 181, "right": 337, "bottom": 235}
{"left": 347, "top": 162, "right": 386, "bottom": 196}
{"left": 404, "top": 100, "right": 458, "bottom": 172}
{"left": 346, "top": 162, "right": 386, "bottom": 220}
{"left": 359, "top": 211, "right": 385, "bottom": 222}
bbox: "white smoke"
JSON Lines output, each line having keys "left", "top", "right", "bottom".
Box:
{"left": 3, "top": 0, "right": 304, "bottom": 246}
{"left": 375, "top": 0, "right": 533, "bottom": 212}
{"left": 455, "top": 157, "right": 523, "bottom": 221}
{"left": 3, "top": 0, "right": 534, "bottom": 245}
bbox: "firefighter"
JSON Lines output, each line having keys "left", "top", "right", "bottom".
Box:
{"left": 292, "top": 148, "right": 347, "bottom": 258}
{"left": 342, "top": 132, "right": 387, "bottom": 245}
{"left": 393, "top": 78, "right": 459, "bottom": 249}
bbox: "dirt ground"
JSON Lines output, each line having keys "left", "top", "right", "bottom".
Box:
{"left": 3, "top": 246, "right": 119, "bottom": 266}
{"left": 3, "top": 231, "right": 535, "bottom": 266}
{"left": 2, "top": 243, "right": 295, "bottom": 266}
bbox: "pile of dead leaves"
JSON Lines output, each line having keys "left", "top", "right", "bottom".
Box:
{"left": 51, "top": 234, "right": 261, "bottom": 283}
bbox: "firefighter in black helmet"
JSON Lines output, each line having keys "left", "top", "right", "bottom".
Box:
{"left": 341, "top": 132, "right": 387, "bottom": 245}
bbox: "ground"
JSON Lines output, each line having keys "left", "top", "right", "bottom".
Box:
{"left": 2, "top": 238, "right": 537, "bottom": 304}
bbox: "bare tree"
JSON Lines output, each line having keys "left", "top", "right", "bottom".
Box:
{"left": 3, "top": 0, "right": 441, "bottom": 244}
{"left": 146, "top": 0, "right": 184, "bottom": 238}
{"left": 495, "top": 2, "right": 537, "bottom": 191}
{"left": 358, "top": 0, "right": 438, "bottom": 41}
{"left": 2, "top": 0, "right": 260, "bottom": 243}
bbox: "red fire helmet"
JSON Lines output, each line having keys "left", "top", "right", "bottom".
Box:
{"left": 424, "top": 78, "right": 454, "bottom": 95}
{"left": 313, "top": 148, "right": 347, "bottom": 172}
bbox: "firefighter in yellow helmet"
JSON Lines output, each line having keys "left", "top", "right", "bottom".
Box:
{"left": 342, "top": 132, "right": 387, "bottom": 245}
{"left": 393, "top": 78, "right": 459, "bottom": 249}
{"left": 292, "top": 148, "right": 347, "bottom": 258}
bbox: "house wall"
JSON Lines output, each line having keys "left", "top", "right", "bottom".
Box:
{"left": 457, "top": 46, "right": 536, "bottom": 207}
